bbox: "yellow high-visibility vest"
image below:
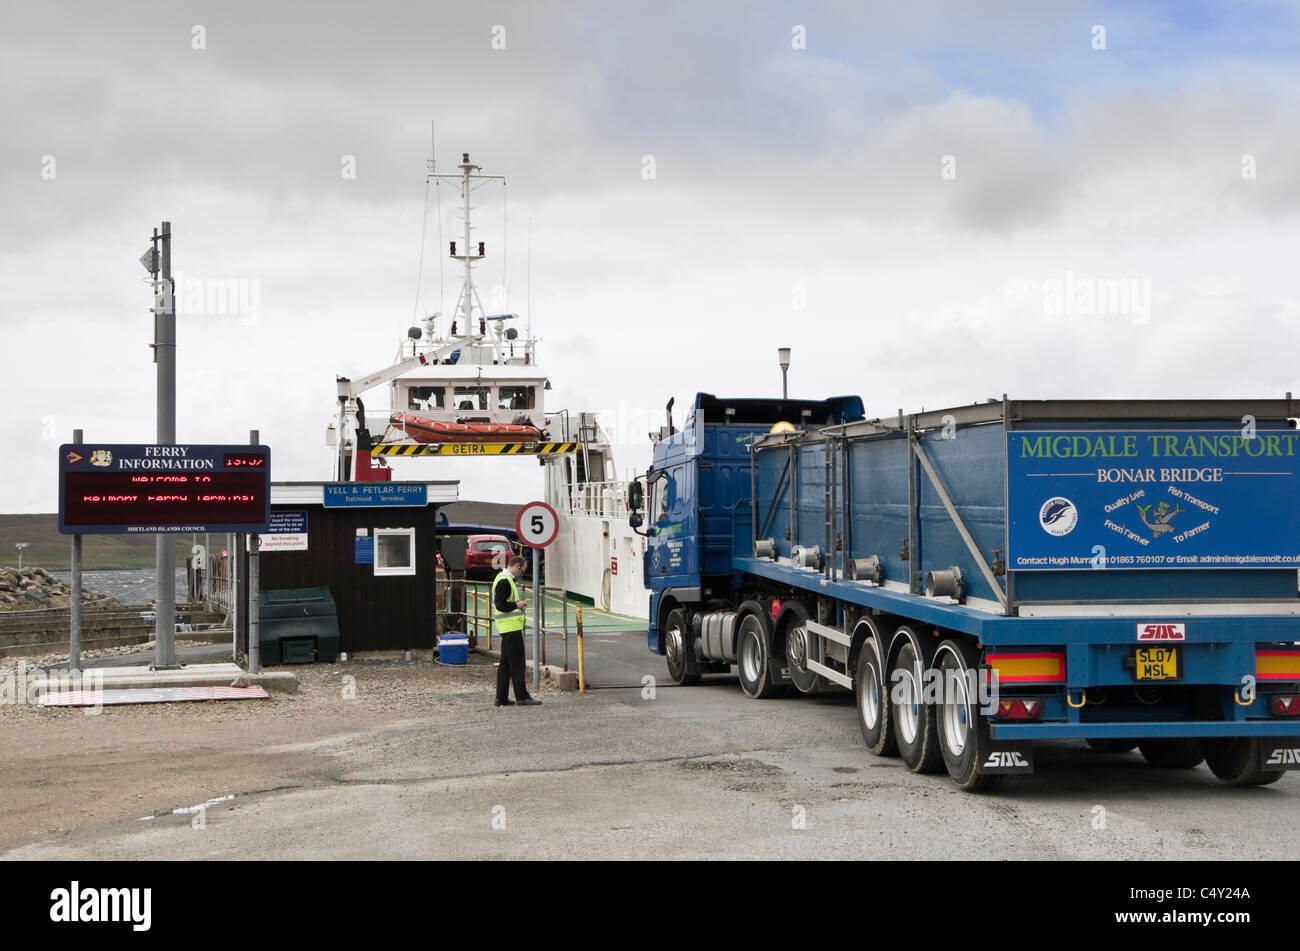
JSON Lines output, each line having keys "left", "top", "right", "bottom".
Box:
{"left": 493, "top": 569, "right": 526, "bottom": 634}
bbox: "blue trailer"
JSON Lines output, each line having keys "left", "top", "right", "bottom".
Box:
{"left": 628, "top": 393, "right": 1300, "bottom": 790}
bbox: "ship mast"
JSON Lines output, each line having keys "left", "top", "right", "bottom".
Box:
{"left": 429, "top": 152, "right": 504, "bottom": 334}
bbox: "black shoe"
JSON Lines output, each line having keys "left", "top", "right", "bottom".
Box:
{"left": 494, "top": 699, "right": 515, "bottom": 707}
{"left": 517, "top": 697, "right": 542, "bottom": 706}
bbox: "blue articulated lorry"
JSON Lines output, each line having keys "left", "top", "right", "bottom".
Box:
{"left": 627, "top": 393, "right": 1300, "bottom": 790}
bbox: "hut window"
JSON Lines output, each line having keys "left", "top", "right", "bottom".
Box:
{"left": 374, "top": 527, "right": 416, "bottom": 576}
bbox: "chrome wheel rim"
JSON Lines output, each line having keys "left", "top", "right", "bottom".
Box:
{"left": 941, "top": 659, "right": 969, "bottom": 756}
{"left": 859, "top": 657, "right": 880, "bottom": 731}
{"left": 896, "top": 654, "right": 920, "bottom": 744}
{"left": 740, "top": 625, "right": 762, "bottom": 683}
{"left": 787, "top": 624, "right": 808, "bottom": 671}
{"left": 665, "top": 625, "right": 684, "bottom": 669}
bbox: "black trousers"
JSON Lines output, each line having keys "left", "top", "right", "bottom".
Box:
{"left": 496, "top": 631, "right": 531, "bottom": 702}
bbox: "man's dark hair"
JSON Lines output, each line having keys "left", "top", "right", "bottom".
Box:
{"left": 508, "top": 554, "right": 527, "bottom": 570}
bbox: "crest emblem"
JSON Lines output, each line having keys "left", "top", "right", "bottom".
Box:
{"left": 90, "top": 449, "right": 113, "bottom": 467}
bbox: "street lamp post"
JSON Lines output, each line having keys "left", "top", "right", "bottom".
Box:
{"left": 15, "top": 543, "right": 29, "bottom": 571}
{"left": 778, "top": 347, "right": 791, "bottom": 399}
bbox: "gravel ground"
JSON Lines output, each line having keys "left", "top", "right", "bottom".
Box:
{"left": 0, "top": 652, "right": 553, "bottom": 850}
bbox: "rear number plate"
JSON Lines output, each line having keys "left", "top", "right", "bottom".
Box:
{"left": 1135, "top": 646, "right": 1180, "bottom": 681}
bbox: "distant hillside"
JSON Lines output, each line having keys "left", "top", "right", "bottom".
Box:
{"left": 1, "top": 502, "right": 524, "bottom": 570}
{"left": 0, "top": 514, "right": 194, "bottom": 570}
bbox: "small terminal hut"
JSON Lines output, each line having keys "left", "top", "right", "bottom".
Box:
{"left": 252, "top": 480, "right": 458, "bottom": 655}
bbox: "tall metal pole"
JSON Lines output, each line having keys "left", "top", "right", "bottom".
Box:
{"left": 229, "top": 531, "right": 238, "bottom": 660}
{"left": 154, "top": 221, "right": 178, "bottom": 669}
{"left": 531, "top": 548, "right": 541, "bottom": 692}
{"left": 69, "top": 428, "right": 83, "bottom": 672}
{"left": 247, "top": 430, "right": 261, "bottom": 675}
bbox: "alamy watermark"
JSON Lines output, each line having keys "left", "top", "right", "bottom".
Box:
{"left": 167, "top": 271, "right": 262, "bottom": 325}
{"left": 0, "top": 666, "right": 104, "bottom": 714}
{"left": 1042, "top": 271, "right": 1152, "bottom": 325}
{"left": 890, "top": 665, "right": 1000, "bottom": 714}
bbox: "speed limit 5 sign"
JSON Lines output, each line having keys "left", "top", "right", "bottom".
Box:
{"left": 516, "top": 501, "right": 559, "bottom": 548}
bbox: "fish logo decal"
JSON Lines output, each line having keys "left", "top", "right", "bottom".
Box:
{"left": 1039, "top": 496, "right": 1078, "bottom": 536}
{"left": 1135, "top": 500, "right": 1184, "bottom": 538}
{"left": 90, "top": 449, "right": 113, "bottom": 467}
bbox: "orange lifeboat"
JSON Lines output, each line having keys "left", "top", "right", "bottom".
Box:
{"left": 390, "top": 412, "right": 544, "bottom": 444}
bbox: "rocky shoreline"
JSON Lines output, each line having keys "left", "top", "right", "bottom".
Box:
{"left": 0, "top": 566, "right": 116, "bottom": 611}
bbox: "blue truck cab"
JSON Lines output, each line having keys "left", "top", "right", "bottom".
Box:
{"left": 639, "top": 393, "right": 864, "bottom": 653}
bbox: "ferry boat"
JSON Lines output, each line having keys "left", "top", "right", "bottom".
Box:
{"left": 326, "top": 149, "right": 648, "bottom": 618}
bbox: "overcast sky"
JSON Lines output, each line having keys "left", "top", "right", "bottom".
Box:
{"left": 4, "top": 0, "right": 1300, "bottom": 513}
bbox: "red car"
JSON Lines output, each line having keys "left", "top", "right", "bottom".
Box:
{"left": 463, "top": 534, "right": 515, "bottom": 580}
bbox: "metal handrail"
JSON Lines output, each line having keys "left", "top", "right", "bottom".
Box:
{"left": 449, "top": 580, "right": 577, "bottom": 671}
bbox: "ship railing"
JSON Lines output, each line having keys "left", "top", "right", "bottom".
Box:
{"left": 558, "top": 480, "right": 630, "bottom": 519}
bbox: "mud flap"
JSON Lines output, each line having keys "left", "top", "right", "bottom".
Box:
{"left": 977, "top": 721, "right": 1035, "bottom": 774}
{"left": 1259, "top": 739, "right": 1300, "bottom": 770}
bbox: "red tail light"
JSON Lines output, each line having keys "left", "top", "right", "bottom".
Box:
{"left": 770, "top": 600, "right": 783, "bottom": 623}
{"left": 996, "top": 698, "right": 1043, "bottom": 720}
{"left": 1269, "top": 695, "right": 1300, "bottom": 717}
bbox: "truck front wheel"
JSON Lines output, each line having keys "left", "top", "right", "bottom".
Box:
{"left": 1201, "top": 738, "right": 1285, "bottom": 786}
{"left": 663, "top": 608, "right": 700, "bottom": 686}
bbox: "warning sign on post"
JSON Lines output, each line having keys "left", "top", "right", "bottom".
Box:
{"left": 260, "top": 510, "right": 308, "bottom": 552}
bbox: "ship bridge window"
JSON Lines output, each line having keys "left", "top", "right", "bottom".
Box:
{"left": 498, "top": 386, "right": 536, "bottom": 411}
{"left": 454, "top": 386, "right": 488, "bottom": 411}
{"left": 408, "top": 386, "right": 446, "bottom": 410}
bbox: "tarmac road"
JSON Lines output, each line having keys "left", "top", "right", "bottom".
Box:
{"left": 5, "top": 630, "right": 1300, "bottom": 861}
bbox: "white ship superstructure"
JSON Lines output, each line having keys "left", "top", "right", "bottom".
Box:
{"left": 326, "top": 148, "right": 648, "bottom": 619}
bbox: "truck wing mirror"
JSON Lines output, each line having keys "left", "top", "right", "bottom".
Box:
{"left": 627, "top": 480, "right": 644, "bottom": 511}
{"left": 629, "top": 512, "right": 644, "bottom": 529}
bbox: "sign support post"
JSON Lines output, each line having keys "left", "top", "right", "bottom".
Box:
{"left": 516, "top": 501, "right": 559, "bottom": 695}
{"left": 531, "top": 547, "right": 540, "bottom": 692}
{"left": 69, "top": 428, "right": 83, "bottom": 672}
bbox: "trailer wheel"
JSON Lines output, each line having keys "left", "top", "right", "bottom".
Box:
{"left": 1137, "top": 738, "right": 1205, "bottom": 769}
{"left": 663, "top": 608, "right": 700, "bottom": 686}
{"left": 934, "top": 639, "right": 1007, "bottom": 792}
{"left": 736, "top": 612, "right": 785, "bottom": 699}
{"left": 1085, "top": 739, "right": 1138, "bottom": 753}
{"left": 854, "top": 638, "right": 896, "bottom": 756}
{"left": 782, "top": 605, "right": 820, "bottom": 694}
{"left": 1201, "top": 738, "right": 1285, "bottom": 787}
{"left": 889, "top": 632, "right": 942, "bottom": 773}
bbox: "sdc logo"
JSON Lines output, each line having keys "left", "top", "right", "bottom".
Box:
{"left": 1137, "top": 622, "right": 1186, "bottom": 641}
{"left": 1038, "top": 497, "right": 1078, "bottom": 536}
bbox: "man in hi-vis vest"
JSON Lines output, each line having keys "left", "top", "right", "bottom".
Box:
{"left": 493, "top": 555, "right": 541, "bottom": 706}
